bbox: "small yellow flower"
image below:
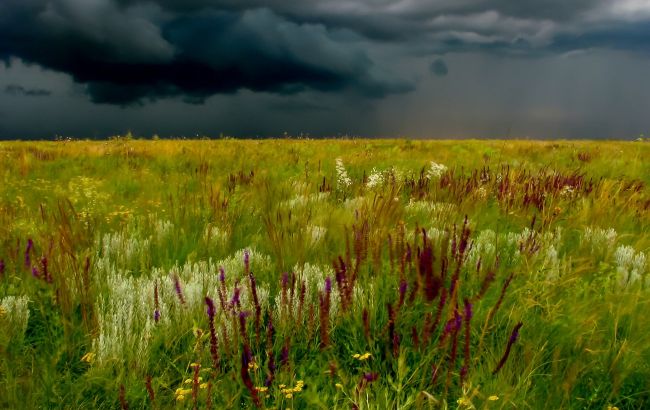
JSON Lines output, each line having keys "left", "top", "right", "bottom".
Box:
{"left": 81, "top": 352, "right": 95, "bottom": 363}
{"left": 607, "top": 406, "right": 620, "bottom": 410}
{"left": 352, "top": 354, "right": 360, "bottom": 359}
{"left": 292, "top": 386, "right": 302, "bottom": 393}
{"left": 0, "top": 306, "right": 6, "bottom": 316}
{"left": 279, "top": 384, "right": 286, "bottom": 389}
{"left": 199, "top": 383, "right": 208, "bottom": 390}
{"left": 488, "top": 395, "right": 499, "bottom": 401}
{"left": 248, "top": 362, "right": 259, "bottom": 370}
{"left": 296, "top": 380, "right": 304, "bottom": 386}
{"left": 353, "top": 352, "right": 372, "bottom": 361}
{"left": 190, "top": 362, "right": 200, "bottom": 368}
{"left": 256, "top": 386, "right": 268, "bottom": 393}
{"left": 184, "top": 379, "right": 192, "bottom": 384}
{"left": 457, "top": 397, "right": 472, "bottom": 407}
{"left": 285, "top": 393, "right": 293, "bottom": 399}
{"left": 176, "top": 394, "right": 185, "bottom": 402}
{"left": 335, "top": 383, "right": 343, "bottom": 390}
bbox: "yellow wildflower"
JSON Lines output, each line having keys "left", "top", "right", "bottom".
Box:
{"left": 81, "top": 352, "right": 95, "bottom": 363}
{"left": 176, "top": 395, "right": 185, "bottom": 402}
{"left": 285, "top": 393, "right": 293, "bottom": 399}
{"left": 248, "top": 362, "right": 259, "bottom": 370}
{"left": 352, "top": 354, "right": 360, "bottom": 359}
{"left": 0, "top": 306, "right": 6, "bottom": 316}
{"left": 488, "top": 395, "right": 499, "bottom": 401}
{"left": 607, "top": 407, "right": 619, "bottom": 410}
{"left": 353, "top": 352, "right": 372, "bottom": 361}
{"left": 457, "top": 397, "right": 472, "bottom": 407}
{"left": 256, "top": 386, "right": 269, "bottom": 393}
{"left": 199, "top": 383, "right": 208, "bottom": 390}
{"left": 279, "top": 384, "right": 286, "bottom": 389}
{"left": 335, "top": 383, "right": 343, "bottom": 389}
{"left": 190, "top": 363, "right": 201, "bottom": 369}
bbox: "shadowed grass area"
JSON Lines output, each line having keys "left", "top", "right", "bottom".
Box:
{"left": 0, "top": 138, "right": 649, "bottom": 409}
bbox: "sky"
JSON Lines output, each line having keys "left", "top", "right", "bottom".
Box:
{"left": 1, "top": 0, "right": 650, "bottom": 139}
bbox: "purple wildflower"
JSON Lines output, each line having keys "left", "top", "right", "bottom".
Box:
{"left": 325, "top": 276, "right": 332, "bottom": 293}
{"left": 205, "top": 296, "right": 220, "bottom": 370}
{"left": 25, "top": 239, "right": 34, "bottom": 268}
{"left": 173, "top": 275, "right": 185, "bottom": 304}
{"left": 41, "top": 256, "right": 51, "bottom": 283}
{"left": 219, "top": 266, "right": 226, "bottom": 282}
{"left": 0, "top": 259, "right": 4, "bottom": 277}
{"left": 492, "top": 322, "right": 524, "bottom": 375}
{"left": 153, "top": 309, "right": 160, "bottom": 322}
{"left": 32, "top": 265, "right": 40, "bottom": 278}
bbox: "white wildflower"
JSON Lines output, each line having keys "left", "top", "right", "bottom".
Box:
{"left": 426, "top": 161, "right": 448, "bottom": 179}
{"left": 335, "top": 158, "right": 352, "bottom": 189}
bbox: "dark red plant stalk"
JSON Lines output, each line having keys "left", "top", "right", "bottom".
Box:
{"left": 173, "top": 275, "right": 185, "bottom": 305}
{"left": 230, "top": 285, "right": 241, "bottom": 310}
{"left": 221, "top": 322, "right": 231, "bottom": 356}
{"left": 244, "top": 249, "right": 250, "bottom": 276}
{"left": 420, "top": 243, "right": 441, "bottom": 302}
{"left": 328, "top": 361, "right": 338, "bottom": 379}
{"left": 0, "top": 259, "right": 5, "bottom": 278}
{"left": 319, "top": 277, "right": 332, "bottom": 348}
{"left": 430, "top": 288, "right": 448, "bottom": 339}
{"left": 397, "top": 279, "right": 408, "bottom": 309}
{"left": 41, "top": 257, "right": 52, "bottom": 283}
{"left": 280, "top": 272, "right": 289, "bottom": 316}
{"left": 31, "top": 265, "right": 40, "bottom": 279}
{"left": 297, "top": 280, "right": 306, "bottom": 323}
{"left": 145, "top": 375, "right": 155, "bottom": 406}
{"left": 205, "top": 296, "right": 220, "bottom": 370}
{"left": 249, "top": 272, "right": 262, "bottom": 343}
{"left": 192, "top": 363, "right": 200, "bottom": 410}
{"left": 281, "top": 338, "right": 290, "bottom": 368}
{"left": 462, "top": 299, "right": 473, "bottom": 384}
{"left": 217, "top": 267, "right": 227, "bottom": 311}
{"left": 153, "top": 280, "right": 160, "bottom": 323}
{"left": 241, "top": 345, "right": 261, "bottom": 407}
{"left": 362, "top": 309, "right": 370, "bottom": 342}
{"left": 492, "top": 322, "right": 523, "bottom": 375}
{"left": 238, "top": 311, "right": 251, "bottom": 346}
{"left": 118, "top": 384, "right": 128, "bottom": 410}
{"left": 25, "top": 238, "right": 33, "bottom": 268}
{"left": 411, "top": 326, "right": 419, "bottom": 349}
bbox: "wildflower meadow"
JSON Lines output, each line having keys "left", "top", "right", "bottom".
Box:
{"left": 0, "top": 138, "right": 649, "bottom": 409}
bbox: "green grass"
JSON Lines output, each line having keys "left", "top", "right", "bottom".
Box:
{"left": 0, "top": 138, "right": 649, "bottom": 409}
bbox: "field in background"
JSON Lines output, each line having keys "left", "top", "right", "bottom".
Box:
{"left": 1, "top": 139, "right": 649, "bottom": 409}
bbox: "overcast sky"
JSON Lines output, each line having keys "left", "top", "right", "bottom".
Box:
{"left": 1, "top": 0, "right": 650, "bottom": 139}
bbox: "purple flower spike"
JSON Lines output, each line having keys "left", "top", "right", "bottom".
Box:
{"left": 464, "top": 300, "right": 473, "bottom": 321}
{"left": 363, "top": 372, "right": 379, "bottom": 382}
{"left": 454, "top": 308, "right": 462, "bottom": 331}
{"left": 205, "top": 296, "right": 216, "bottom": 319}
{"left": 325, "top": 277, "right": 332, "bottom": 293}
{"left": 0, "top": 259, "right": 5, "bottom": 276}
{"left": 219, "top": 266, "right": 226, "bottom": 282}
{"left": 31, "top": 265, "right": 40, "bottom": 278}
{"left": 281, "top": 272, "right": 289, "bottom": 288}
{"left": 173, "top": 275, "right": 185, "bottom": 304}
{"left": 230, "top": 287, "right": 241, "bottom": 306}
{"left": 25, "top": 239, "right": 34, "bottom": 268}
{"left": 153, "top": 309, "right": 161, "bottom": 323}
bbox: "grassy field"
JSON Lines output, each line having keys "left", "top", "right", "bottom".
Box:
{"left": 0, "top": 138, "right": 649, "bottom": 409}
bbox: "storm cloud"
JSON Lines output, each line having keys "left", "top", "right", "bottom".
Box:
{"left": 1, "top": 1, "right": 649, "bottom": 138}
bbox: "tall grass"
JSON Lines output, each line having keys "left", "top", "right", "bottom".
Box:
{"left": 0, "top": 138, "right": 649, "bottom": 408}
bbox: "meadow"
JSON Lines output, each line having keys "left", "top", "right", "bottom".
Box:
{"left": 0, "top": 138, "right": 649, "bottom": 409}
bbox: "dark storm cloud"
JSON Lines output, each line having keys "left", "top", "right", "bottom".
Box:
{"left": 0, "top": 1, "right": 413, "bottom": 104}
{"left": 1, "top": 0, "right": 649, "bottom": 106}
{"left": 4, "top": 84, "right": 52, "bottom": 97}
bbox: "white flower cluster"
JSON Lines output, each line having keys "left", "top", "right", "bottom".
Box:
{"left": 583, "top": 227, "right": 617, "bottom": 253}
{"left": 614, "top": 245, "right": 647, "bottom": 287}
{"left": 366, "top": 168, "right": 384, "bottom": 189}
{"left": 0, "top": 295, "right": 30, "bottom": 345}
{"left": 307, "top": 225, "right": 327, "bottom": 247}
{"left": 335, "top": 158, "right": 352, "bottom": 189}
{"left": 426, "top": 161, "right": 448, "bottom": 179}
